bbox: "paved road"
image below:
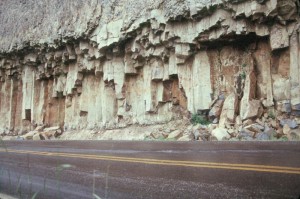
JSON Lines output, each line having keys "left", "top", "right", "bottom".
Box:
{"left": 0, "top": 141, "right": 300, "bottom": 199}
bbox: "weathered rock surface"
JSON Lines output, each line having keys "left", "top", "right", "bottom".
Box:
{"left": 0, "top": 0, "right": 299, "bottom": 139}
{"left": 167, "top": 130, "right": 183, "bottom": 139}
{"left": 212, "top": 128, "right": 230, "bottom": 141}
{"left": 22, "top": 131, "right": 38, "bottom": 140}
{"left": 32, "top": 133, "right": 41, "bottom": 140}
{"left": 280, "top": 119, "right": 298, "bottom": 129}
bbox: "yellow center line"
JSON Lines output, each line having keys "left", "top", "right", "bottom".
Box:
{"left": 4, "top": 149, "right": 299, "bottom": 171}
{"left": 1, "top": 149, "right": 300, "bottom": 175}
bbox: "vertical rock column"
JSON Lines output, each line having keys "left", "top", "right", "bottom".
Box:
{"left": 10, "top": 79, "right": 23, "bottom": 131}
{"left": 78, "top": 75, "right": 101, "bottom": 129}
{"left": 8, "top": 78, "right": 17, "bottom": 130}
{"left": 21, "top": 67, "right": 34, "bottom": 122}
{"left": 102, "top": 60, "right": 117, "bottom": 125}
{"left": 254, "top": 41, "right": 274, "bottom": 107}
{"left": 32, "top": 80, "right": 47, "bottom": 126}
{"left": 143, "top": 61, "right": 154, "bottom": 112}
{"left": 178, "top": 51, "right": 212, "bottom": 113}
{"left": 1, "top": 80, "right": 11, "bottom": 129}
{"left": 43, "top": 79, "right": 65, "bottom": 128}
{"left": 192, "top": 51, "right": 212, "bottom": 112}
{"left": 290, "top": 31, "right": 300, "bottom": 112}
{"left": 240, "top": 65, "right": 260, "bottom": 121}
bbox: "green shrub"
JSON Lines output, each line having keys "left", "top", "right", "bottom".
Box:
{"left": 240, "top": 71, "right": 246, "bottom": 79}
{"left": 239, "top": 63, "right": 247, "bottom": 79}
{"left": 191, "top": 114, "right": 210, "bottom": 125}
{"left": 268, "top": 110, "right": 276, "bottom": 119}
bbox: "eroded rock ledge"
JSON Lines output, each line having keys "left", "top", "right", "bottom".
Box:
{"left": 0, "top": 0, "right": 299, "bottom": 140}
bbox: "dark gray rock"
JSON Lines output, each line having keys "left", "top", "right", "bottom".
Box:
{"left": 15, "top": 136, "right": 25, "bottom": 141}
{"left": 291, "top": 104, "right": 300, "bottom": 116}
{"left": 237, "top": 130, "right": 254, "bottom": 140}
{"left": 264, "top": 128, "right": 278, "bottom": 139}
{"left": 280, "top": 119, "right": 298, "bottom": 129}
{"left": 256, "top": 132, "right": 271, "bottom": 141}
{"left": 282, "top": 102, "right": 292, "bottom": 113}
{"left": 240, "top": 136, "right": 254, "bottom": 141}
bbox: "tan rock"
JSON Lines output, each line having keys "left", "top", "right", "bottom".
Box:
{"left": 243, "top": 119, "right": 253, "bottom": 127}
{"left": 177, "top": 135, "right": 192, "bottom": 141}
{"left": 150, "top": 132, "right": 162, "bottom": 139}
{"left": 255, "top": 118, "right": 265, "bottom": 127}
{"left": 270, "top": 120, "right": 278, "bottom": 129}
{"left": 219, "top": 46, "right": 250, "bottom": 94}
{"left": 227, "top": 129, "right": 235, "bottom": 136}
{"left": 44, "top": 126, "right": 60, "bottom": 132}
{"left": 254, "top": 41, "right": 273, "bottom": 107}
{"left": 295, "top": 118, "right": 300, "bottom": 125}
{"left": 283, "top": 124, "right": 291, "bottom": 135}
{"left": 32, "top": 133, "right": 41, "bottom": 140}
{"left": 244, "top": 124, "right": 264, "bottom": 134}
{"left": 276, "top": 48, "right": 290, "bottom": 78}
{"left": 235, "top": 116, "right": 242, "bottom": 128}
{"left": 186, "top": 125, "right": 194, "bottom": 131}
{"left": 209, "top": 99, "right": 224, "bottom": 118}
{"left": 161, "top": 131, "right": 169, "bottom": 138}
{"left": 219, "top": 93, "right": 239, "bottom": 128}
{"left": 276, "top": 128, "right": 284, "bottom": 136}
{"left": 22, "top": 131, "right": 38, "bottom": 140}
{"left": 34, "top": 126, "right": 45, "bottom": 132}
{"left": 41, "top": 126, "right": 63, "bottom": 138}
{"left": 167, "top": 130, "right": 183, "bottom": 139}
{"left": 240, "top": 100, "right": 262, "bottom": 121}
{"left": 208, "top": 124, "right": 218, "bottom": 133}
{"left": 238, "top": 129, "right": 256, "bottom": 139}
{"left": 190, "top": 51, "right": 212, "bottom": 112}
{"left": 211, "top": 128, "right": 230, "bottom": 141}
{"left": 240, "top": 71, "right": 257, "bottom": 120}
{"left": 39, "top": 132, "right": 49, "bottom": 140}
{"left": 225, "top": 122, "right": 233, "bottom": 129}
{"left": 272, "top": 75, "right": 291, "bottom": 102}
{"left": 289, "top": 32, "right": 300, "bottom": 107}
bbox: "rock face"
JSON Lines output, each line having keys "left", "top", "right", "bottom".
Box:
{"left": 0, "top": 0, "right": 299, "bottom": 134}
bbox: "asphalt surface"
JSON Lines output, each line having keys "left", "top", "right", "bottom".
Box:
{"left": 0, "top": 141, "right": 299, "bottom": 199}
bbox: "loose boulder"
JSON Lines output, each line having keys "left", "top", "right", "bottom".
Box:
{"left": 211, "top": 128, "right": 230, "bottom": 141}
{"left": 22, "top": 131, "right": 38, "bottom": 140}
{"left": 280, "top": 119, "right": 298, "bottom": 129}
{"left": 167, "top": 130, "right": 183, "bottom": 139}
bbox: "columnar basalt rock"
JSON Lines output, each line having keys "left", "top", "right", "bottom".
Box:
{"left": 0, "top": 0, "right": 299, "bottom": 136}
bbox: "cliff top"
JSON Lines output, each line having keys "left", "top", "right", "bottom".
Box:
{"left": 0, "top": 0, "right": 260, "bottom": 53}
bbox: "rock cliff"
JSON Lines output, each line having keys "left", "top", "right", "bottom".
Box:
{"left": 0, "top": 0, "right": 299, "bottom": 138}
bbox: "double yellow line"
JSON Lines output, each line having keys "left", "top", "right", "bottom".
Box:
{"left": 1, "top": 149, "right": 300, "bottom": 175}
